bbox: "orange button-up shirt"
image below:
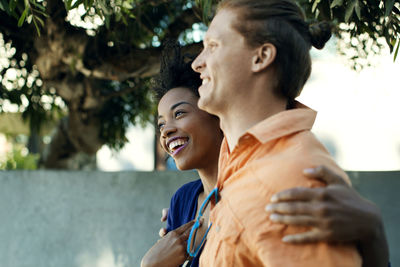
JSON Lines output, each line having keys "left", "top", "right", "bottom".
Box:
{"left": 200, "top": 102, "right": 362, "bottom": 267}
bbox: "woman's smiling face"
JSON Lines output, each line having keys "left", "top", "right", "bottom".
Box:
{"left": 157, "top": 87, "right": 222, "bottom": 170}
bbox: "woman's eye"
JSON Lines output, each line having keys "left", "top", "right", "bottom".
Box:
{"left": 174, "top": 110, "right": 186, "bottom": 118}
{"left": 158, "top": 122, "right": 164, "bottom": 131}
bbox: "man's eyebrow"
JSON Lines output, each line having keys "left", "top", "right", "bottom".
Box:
{"left": 158, "top": 101, "right": 192, "bottom": 119}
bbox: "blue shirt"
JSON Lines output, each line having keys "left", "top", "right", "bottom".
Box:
{"left": 166, "top": 179, "right": 203, "bottom": 267}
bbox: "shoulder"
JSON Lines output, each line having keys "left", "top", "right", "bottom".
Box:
{"left": 222, "top": 131, "right": 347, "bottom": 227}
{"left": 167, "top": 179, "right": 203, "bottom": 231}
{"left": 171, "top": 178, "right": 203, "bottom": 203}
{"left": 250, "top": 131, "right": 349, "bottom": 189}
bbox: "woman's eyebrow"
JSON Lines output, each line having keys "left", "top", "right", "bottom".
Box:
{"left": 158, "top": 101, "right": 193, "bottom": 119}
{"left": 170, "top": 101, "right": 193, "bottom": 110}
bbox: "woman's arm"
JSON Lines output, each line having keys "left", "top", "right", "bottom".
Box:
{"left": 141, "top": 220, "right": 194, "bottom": 267}
{"left": 265, "top": 166, "right": 389, "bottom": 267}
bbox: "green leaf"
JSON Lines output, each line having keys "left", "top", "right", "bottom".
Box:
{"left": 314, "top": 8, "right": 320, "bottom": 19}
{"left": 29, "top": 0, "right": 45, "bottom": 11}
{"left": 33, "top": 9, "right": 49, "bottom": 17}
{"left": 202, "top": 0, "right": 213, "bottom": 23}
{"left": 312, "top": 0, "right": 321, "bottom": 13}
{"left": 17, "top": 7, "right": 28, "bottom": 27}
{"left": 385, "top": 0, "right": 395, "bottom": 16}
{"left": 65, "top": 0, "right": 72, "bottom": 10}
{"left": 98, "top": 0, "right": 110, "bottom": 15}
{"left": 35, "top": 15, "right": 44, "bottom": 27}
{"left": 345, "top": 0, "right": 357, "bottom": 23}
{"left": 84, "top": 0, "right": 95, "bottom": 10}
{"left": 9, "top": 0, "right": 16, "bottom": 12}
{"left": 391, "top": 38, "right": 396, "bottom": 47}
{"left": 121, "top": 14, "right": 127, "bottom": 25}
{"left": 71, "top": 0, "right": 84, "bottom": 9}
{"left": 32, "top": 16, "right": 41, "bottom": 36}
{"left": 330, "top": 0, "right": 343, "bottom": 8}
{"left": 355, "top": 0, "right": 361, "bottom": 19}
{"left": 394, "top": 39, "right": 400, "bottom": 61}
{"left": 122, "top": 1, "right": 132, "bottom": 9}
{"left": 393, "top": 6, "right": 400, "bottom": 15}
{"left": 105, "top": 15, "right": 110, "bottom": 28}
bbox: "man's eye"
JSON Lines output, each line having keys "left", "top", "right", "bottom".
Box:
{"left": 209, "top": 43, "right": 217, "bottom": 51}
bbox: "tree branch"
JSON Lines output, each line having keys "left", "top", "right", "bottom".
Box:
{"left": 165, "top": 8, "right": 202, "bottom": 40}
{"left": 80, "top": 41, "right": 203, "bottom": 81}
{"left": 102, "top": 86, "right": 137, "bottom": 101}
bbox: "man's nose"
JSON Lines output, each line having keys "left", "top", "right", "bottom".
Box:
{"left": 192, "top": 52, "right": 205, "bottom": 72}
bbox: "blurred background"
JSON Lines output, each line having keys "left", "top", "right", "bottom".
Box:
{"left": 0, "top": 1, "right": 399, "bottom": 266}
{"left": 95, "top": 40, "right": 400, "bottom": 172}
{"left": 1, "top": 0, "right": 399, "bottom": 172}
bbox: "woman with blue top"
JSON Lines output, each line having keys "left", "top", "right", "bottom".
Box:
{"left": 140, "top": 43, "right": 388, "bottom": 267}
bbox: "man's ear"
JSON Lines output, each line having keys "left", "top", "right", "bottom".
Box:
{"left": 251, "top": 43, "right": 276, "bottom": 72}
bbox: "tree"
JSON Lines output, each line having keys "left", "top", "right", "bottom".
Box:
{"left": 0, "top": 0, "right": 399, "bottom": 169}
{"left": 0, "top": 0, "right": 203, "bottom": 169}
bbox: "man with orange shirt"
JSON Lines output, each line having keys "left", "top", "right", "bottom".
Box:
{"left": 190, "top": 0, "right": 386, "bottom": 266}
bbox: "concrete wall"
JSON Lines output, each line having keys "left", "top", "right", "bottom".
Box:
{"left": 0, "top": 170, "right": 398, "bottom": 267}
{"left": 347, "top": 171, "right": 400, "bottom": 266}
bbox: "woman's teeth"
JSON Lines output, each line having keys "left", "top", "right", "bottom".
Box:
{"left": 168, "top": 139, "right": 188, "bottom": 152}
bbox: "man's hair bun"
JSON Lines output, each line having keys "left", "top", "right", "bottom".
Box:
{"left": 309, "top": 21, "right": 332, "bottom": 49}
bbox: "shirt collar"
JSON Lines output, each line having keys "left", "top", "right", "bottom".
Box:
{"left": 246, "top": 101, "right": 317, "bottom": 144}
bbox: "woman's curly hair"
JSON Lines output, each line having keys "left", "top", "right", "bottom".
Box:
{"left": 153, "top": 41, "right": 201, "bottom": 101}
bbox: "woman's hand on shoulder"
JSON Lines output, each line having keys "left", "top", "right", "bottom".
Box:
{"left": 265, "top": 165, "right": 383, "bottom": 243}
{"left": 141, "top": 220, "right": 194, "bottom": 267}
{"left": 265, "top": 165, "right": 389, "bottom": 267}
{"left": 159, "top": 208, "right": 169, "bottom": 237}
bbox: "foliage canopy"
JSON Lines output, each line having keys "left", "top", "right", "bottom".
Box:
{"left": 0, "top": 0, "right": 399, "bottom": 168}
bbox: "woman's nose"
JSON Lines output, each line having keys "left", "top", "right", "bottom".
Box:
{"left": 161, "top": 124, "right": 177, "bottom": 138}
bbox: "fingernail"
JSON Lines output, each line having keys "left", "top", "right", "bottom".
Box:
{"left": 303, "top": 168, "right": 315, "bottom": 174}
{"left": 282, "top": 236, "right": 291, "bottom": 242}
{"left": 159, "top": 229, "right": 165, "bottom": 237}
{"left": 270, "top": 214, "right": 279, "bottom": 221}
{"left": 270, "top": 195, "right": 278, "bottom": 203}
{"left": 265, "top": 204, "right": 272, "bottom": 212}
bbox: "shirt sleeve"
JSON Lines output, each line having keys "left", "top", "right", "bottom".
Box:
{"left": 253, "top": 230, "right": 362, "bottom": 267}
{"left": 248, "top": 161, "right": 362, "bottom": 267}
